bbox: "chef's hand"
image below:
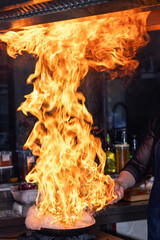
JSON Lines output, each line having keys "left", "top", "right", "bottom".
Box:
{"left": 113, "top": 180, "right": 125, "bottom": 203}
{"left": 110, "top": 171, "right": 136, "bottom": 204}
{"left": 109, "top": 180, "right": 125, "bottom": 204}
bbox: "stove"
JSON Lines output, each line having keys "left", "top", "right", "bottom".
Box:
{"left": 17, "top": 231, "right": 123, "bottom": 240}
{"left": 18, "top": 231, "right": 96, "bottom": 240}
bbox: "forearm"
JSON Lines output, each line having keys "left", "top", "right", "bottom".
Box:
{"left": 113, "top": 124, "right": 154, "bottom": 203}
{"left": 115, "top": 170, "right": 136, "bottom": 190}
{"left": 111, "top": 170, "right": 136, "bottom": 203}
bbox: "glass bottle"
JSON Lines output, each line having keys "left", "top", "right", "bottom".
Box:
{"left": 115, "top": 129, "right": 130, "bottom": 173}
{"left": 0, "top": 151, "right": 12, "bottom": 167}
{"left": 130, "top": 134, "right": 137, "bottom": 159}
{"left": 121, "top": 128, "right": 128, "bottom": 144}
{"left": 104, "top": 133, "right": 116, "bottom": 174}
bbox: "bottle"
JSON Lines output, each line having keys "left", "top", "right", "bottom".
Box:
{"left": 104, "top": 133, "right": 116, "bottom": 174}
{"left": 0, "top": 151, "right": 12, "bottom": 167}
{"left": 115, "top": 128, "right": 130, "bottom": 173}
{"left": 26, "top": 151, "right": 36, "bottom": 172}
{"left": 130, "top": 134, "right": 137, "bottom": 159}
{"left": 121, "top": 128, "right": 128, "bottom": 144}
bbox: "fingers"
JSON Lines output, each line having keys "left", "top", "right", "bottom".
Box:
{"left": 109, "top": 181, "right": 125, "bottom": 205}
{"left": 110, "top": 185, "right": 124, "bottom": 204}
{"left": 114, "top": 186, "right": 124, "bottom": 203}
{"left": 109, "top": 199, "right": 115, "bottom": 204}
{"left": 114, "top": 181, "right": 121, "bottom": 192}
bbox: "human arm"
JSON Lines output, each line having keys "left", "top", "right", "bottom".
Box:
{"left": 113, "top": 170, "right": 136, "bottom": 203}
{"left": 113, "top": 118, "right": 156, "bottom": 203}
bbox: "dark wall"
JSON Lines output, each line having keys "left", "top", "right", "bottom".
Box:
{"left": 125, "top": 30, "right": 160, "bottom": 137}
{"left": 13, "top": 53, "right": 36, "bottom": 150}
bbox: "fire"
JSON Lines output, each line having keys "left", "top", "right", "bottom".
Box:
{"left": 0, "top": 9, "right": 150, "bottom": 227}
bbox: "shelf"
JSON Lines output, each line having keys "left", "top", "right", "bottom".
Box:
{"left": 0, "top": 84, "right": 8, "bottom": 88}
{"left": 140, "top": 72, "right": 160, "bottom": 79}
{"left": 0, "top": 89, "right": 8, "bottom": 95}
{"left": 0, "top": 114, "right": 9, "bottom": 120}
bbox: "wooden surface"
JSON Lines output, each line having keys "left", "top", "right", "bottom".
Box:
{"left": 96, "top": 231, "right": 123, "bottom": 240}
{"left": 124, "top": 194, "right": 150, "bottom": 202}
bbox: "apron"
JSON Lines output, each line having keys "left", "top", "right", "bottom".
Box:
{"left": 148, "top": 140, "right": 160, "bottom": 239}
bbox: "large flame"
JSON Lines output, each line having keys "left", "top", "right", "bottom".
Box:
{"left": 0, "top": 9, "right": 150, "bottom": 227}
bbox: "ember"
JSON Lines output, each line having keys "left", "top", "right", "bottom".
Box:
{"left": 0, "top": 9, "right": 150, "bottom": 229}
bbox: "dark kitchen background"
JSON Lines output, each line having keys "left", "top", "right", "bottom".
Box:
{"left": 0, "top": 28, "right": 160, "bottom": 179}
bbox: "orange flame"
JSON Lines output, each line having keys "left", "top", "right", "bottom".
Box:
{"left": 0, "top": 9, "right": 150, "bottom": 226}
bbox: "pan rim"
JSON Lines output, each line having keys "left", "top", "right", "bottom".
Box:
{"left": 36, "top": 222, "right": 96, "bottom": 236}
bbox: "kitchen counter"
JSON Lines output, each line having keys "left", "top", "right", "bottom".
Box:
{"left": 0, "top": 183, "right": 149, "bottom": 236}
{"left": 0, "top": 200, "right": 26, "bottom": 236}
{"left": 0, "top": 199, "right": 149, "bottom": 237}
{"left": 95, "top": 199, "right": 148, "bottom": 224}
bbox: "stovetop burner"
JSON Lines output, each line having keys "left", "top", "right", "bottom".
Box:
{"left": 18, "top": 231, "right": 96, "bottom": 240}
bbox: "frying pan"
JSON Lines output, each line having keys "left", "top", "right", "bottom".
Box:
{"left": 36, "top": 222, "right": 96, "bottom": 237}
